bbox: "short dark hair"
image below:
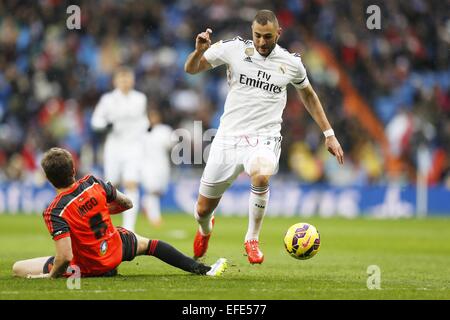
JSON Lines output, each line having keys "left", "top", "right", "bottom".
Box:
{"left": 41, "top": 148, "right": 75, "bottom": 188}
{"left": 253, "top": 10, "right": 279, "bottom": 27}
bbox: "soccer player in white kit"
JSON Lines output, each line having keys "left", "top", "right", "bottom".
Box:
{"left": 91, "top": 67, "right": 149, "bottom": 232}
{"left": 141, "top": 109, "right": 174, "bottom": 227}
{"left": 185, "top": 10, "right": 344, "bottom": 264}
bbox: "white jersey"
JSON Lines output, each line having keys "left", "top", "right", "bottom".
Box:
{"left": 204, "top": 37, "right": 309, "bottom": 137}
{"left": 142, "top": 124, "right": 173, "bottom": 170}
{"left": 91, "top": 89, "right": 149, "bottom": 148}
{"left": 141, "top": 124, "right": 173, "bottom": 193}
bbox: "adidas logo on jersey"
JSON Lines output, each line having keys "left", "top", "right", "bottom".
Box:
{"left": 243, "top": 56, "right": 253, "bottom": 63}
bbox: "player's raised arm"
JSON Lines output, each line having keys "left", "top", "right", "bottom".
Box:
{"left": 107, "top": 190, "right": 133, "bottom": 215}
{"left": 184, "top": 28, "right": 213, "bottom": 74}
{"left": 297, "top": 84, "right": 344, "bottom": 165}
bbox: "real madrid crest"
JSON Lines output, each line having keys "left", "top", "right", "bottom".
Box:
{"left": 245, "top": 48, "right": 254, "bottom": 56}
{"left": 279, "top": 63, "right": 286, "bottom": 74}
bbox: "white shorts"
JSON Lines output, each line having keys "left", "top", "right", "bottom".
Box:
{"left": 199, "top": 136, "right": 282, "bottom": 199}
{"left": 104, "top": 142, "right": 142, "bottom": 184}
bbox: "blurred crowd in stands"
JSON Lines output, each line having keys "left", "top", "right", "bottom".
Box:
{"left": 0, "top": 0, "right": 449, "bottom": 187}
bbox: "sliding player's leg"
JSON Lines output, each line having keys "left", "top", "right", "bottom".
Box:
{"left": 12, "top": 256, "right": 53, "bottom": 278}
{"left": 132, "top": 232, "right": 227, "bottom": 276}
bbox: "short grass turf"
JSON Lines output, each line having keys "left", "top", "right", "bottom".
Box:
{"left": 0, "top": 213, "right": 449, "bottom": 300}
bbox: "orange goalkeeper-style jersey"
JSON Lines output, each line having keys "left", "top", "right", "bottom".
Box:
{"left": 43, "top": 175, "right": 122, "bottom": 276}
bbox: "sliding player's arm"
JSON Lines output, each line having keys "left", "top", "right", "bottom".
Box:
{"left": 94, "top": 177, "right": 132, "bottom": 214}
{"left": 297, "top": 84, "right": 344, "bottom": 165}
{"left": 107, "top": 190, "right": 133, "bottom": 214}
{"left": 49, "top": 236, "right": 73, "bottom": 278}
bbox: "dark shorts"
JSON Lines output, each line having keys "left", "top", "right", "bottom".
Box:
{"left": 117, "top": 226, "right": 138, "bottom": 262}
{"left": 43, "top": 227, "right": 137, "bottom": 276}
{"left": 43, "top": 256, "right": 58, "bottom": 274}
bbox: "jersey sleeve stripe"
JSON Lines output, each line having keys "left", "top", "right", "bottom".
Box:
{"left": 43, "top": 194, "right": 64, "bottom": 233}
{"left": 293, "top": 76, "right": 307, "bottom": 85}
{"left": 222, "top": 36, "right": 248, "bottom": 44}
{"left": 79, "top": 175, "right": 93, "bottom": 184}
{"left": 53, "top": 232, "right": 70, "bottom": 241}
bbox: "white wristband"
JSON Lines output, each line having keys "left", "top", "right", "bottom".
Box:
{"left": 323, "top": 129, "right": 335, "bottom": 138}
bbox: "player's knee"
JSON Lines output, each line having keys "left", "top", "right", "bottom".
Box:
{"left": 196, "top": 201, "right": 215, "bottom": 217}
{"left": 12, "top": 261, "right": 25, "bottom": 277}
{"left": 251, "top": 174, "right": 270, "bottom": 187}
{"left": 134, "top": 234, "right": 151, "bottom": 255}
{"left": 248, "top": 156, "right": 276, "bottom": 177}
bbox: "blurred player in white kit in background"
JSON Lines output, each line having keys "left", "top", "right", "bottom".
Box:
{"left": 91, "top": 67, "right": 149, "bottom": 232}
{"left": 141, "top": 109, "right": 174, "bottom": 227}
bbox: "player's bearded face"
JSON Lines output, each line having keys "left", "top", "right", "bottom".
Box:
{"left": 252, "top": 21, "right": 280, "bottom": 57}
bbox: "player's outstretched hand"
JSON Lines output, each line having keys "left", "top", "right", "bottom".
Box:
{"left": 325, "top": 136, "right": 344, "bottom": 165}
{"left": 195, "top": 28, "right": 212, "bottom": 53}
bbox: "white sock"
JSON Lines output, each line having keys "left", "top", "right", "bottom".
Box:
{"left": 245, "top": 185, "right": 270, "bottom": 242}
{"left": 122, "top": 188, "right": 139, "bottom": 232}
{"left": 194, "top": 204, "right": 214, "bottom": 236}
{"left": 143, "top": 194, "right": 162, "bottom": 225}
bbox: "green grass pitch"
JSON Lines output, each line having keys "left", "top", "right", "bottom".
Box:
{"left": 0, "top": 213, "right": 449, "bottom": 300}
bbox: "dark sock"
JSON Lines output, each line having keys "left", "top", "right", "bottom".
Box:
{"left": 146, "top": 240, "right": 211, "bottom": 275}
